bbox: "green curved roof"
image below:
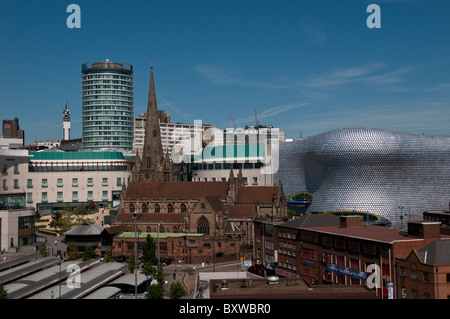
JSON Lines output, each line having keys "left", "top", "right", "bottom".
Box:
{"left": 29, "top": 151, "right": 125, "bottom": 161}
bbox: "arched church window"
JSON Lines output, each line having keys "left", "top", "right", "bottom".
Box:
{"left": 154, "top": 204, "right": 160, "bottom": 213}
{"left": 146, "top": 157, "right": 151, "bottom": 168}
{"left": 129, "top": 204, "right": 135, "bottom": 213}
{"left": 168, "top": 204, "right": 174, "bottom": 213}
{"left": 197, "top": 217, "right": 210, "bottom": 235}
{"left": 181, "top": 204, "right": 187, "bottom": 214}
{"left": 142, "top": 204, "right": 148, "bottom": 213}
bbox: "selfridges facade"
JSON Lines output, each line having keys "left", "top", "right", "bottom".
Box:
{"left": 275, "top": 128, "right": 450, "bottom": 228}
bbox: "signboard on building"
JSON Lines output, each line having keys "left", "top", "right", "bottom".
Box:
{"left": 327, "top": 263, "right": 367, "bottom": 280}
{"left": 388, "top": 283, "right": 394, "bottom": 299}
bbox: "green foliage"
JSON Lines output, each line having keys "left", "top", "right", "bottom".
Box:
{"left": 155, "top": 265, "right": 165, "bottom": 284}
{"left": 48, "top": 207, "right": 94, "bottom": 233}
{"left": 170, "top": 281, "right": 187, "bottom": 299}
{"left": 104, "top": 246, "right": 114, "bottom": 262}
{"left": 142, "top": 234, "right": 157, "bottom": 266}
{"left": 147, "top": 283, "right": 164, "bottom": 299}
{"left": 0, "top": 282, "right": 7, "bottom": 299}
{"left": 67, "top": 242, "right": 80, "bottom": 260}
{"left": 38, "top": 241, "right": 49, "bottom": 257}
{"left": 82, "top": 246, "right": 96, "bottom": 261}
{"left": 128, "top": 249, "right": 135, "bottom": 272}
{"left": 142, "top": 261, "right": 155, "bottom": 276}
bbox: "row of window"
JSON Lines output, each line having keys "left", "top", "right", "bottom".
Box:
{"left": 300, "top": 231, "right": 380, "bottom": 256}
{"left": 196, "top": 163, "right": 264, "bottom": 170}
{"left": 3, "top": 177, "right": 120, "bottom": 190}
{"left": 82, "top": 75, "right": 132, "bottom": 81}
{"left": 82, "top": 95, "right": 133, "bottom": 101}
{"left": 27, "top": 190, "right": 109, "bottom": 203}
{"left": 192, "top": 177, "right": 258, "bottom": 185}
{"left": 129, "top": 203, "right": 187, "bottom": 214}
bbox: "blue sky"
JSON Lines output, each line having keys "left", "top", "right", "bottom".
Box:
{"left": 1, "top": 0, "right": 450, "bottom": 145}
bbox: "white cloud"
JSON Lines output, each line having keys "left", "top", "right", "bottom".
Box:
{"left": 302, "top": 17, "right": 328, "bottom": 46}
{"left": 302, "top": 63, "right": 415, "bottom": 90}
{"left": 195, "top": 65, "right": 295, "bottom": 90}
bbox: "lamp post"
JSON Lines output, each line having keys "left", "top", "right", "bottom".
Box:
{"left": 436, "top": 267, "right": 439, "bottom": 299}
{"left": 57, "top": 258, "right": 62, "bottom": 299}
{"left": 132, "top": 211, "right": 138, "bottom": 299}
{"left": 241, "top": 231, "right": 246, "bottom": 272}
{"left": 157, "top": 223, "right": 160, "bottom": 268}
{"left": 213, "top": 231, "right": 217, "bottom": 272}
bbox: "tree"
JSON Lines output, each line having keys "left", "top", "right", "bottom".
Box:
{"left": 141, "top": 234, "right": 157, "bottom": 266}
{"left": 0, "top": 282, "right": 7, "bottom": 299}
{"left": 104, "top": 246, "right": 114, "bottom": 262}
{"left": 155, "top": 265, "right": 165, "bottom": 284}
{"left": 128, "top": 249, "right": 136, "bottom": 273}
{"left": 67, "top": 242, "right": 80, "bottom": 260}
{"left": 170, "top": 281, "right": 187, "bottom": 299}
{"left": 147, "top": 283, "right": 164, "bottom": 299}
{"left": 141, "top": 261, "right": 155, "bottom": 276}
{"left": 38, "top": 241, "right": 49, "bottom": 257}
{"left": 82, "top": 246, "right": 96, "bottom": 261}
{"left": 49, "top": 211, "right": 61, "bottom": 229}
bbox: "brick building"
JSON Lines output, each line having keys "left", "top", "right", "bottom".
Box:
{"left": 254, "top": 214, "right": 447, "bottom": 299}
{"left": 111, "top": 64, "right": 287, "bottom": 263}
{"left": 113, "top": 231, "right": 242, "bottom": 264}
{"left": 396, "top": 238, "right": 450, "bottom": 299}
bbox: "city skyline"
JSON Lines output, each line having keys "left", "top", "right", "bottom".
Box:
{"left": 2, "top": 0, "right": 450, "bottom": 145}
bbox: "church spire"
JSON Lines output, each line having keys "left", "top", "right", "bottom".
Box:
{"left": 138, "top": 61, "right": 165, "bottom": 181}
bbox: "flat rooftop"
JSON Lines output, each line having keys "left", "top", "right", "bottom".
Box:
{"left": 209, "top": 278, "right": 376, "bottom": 299}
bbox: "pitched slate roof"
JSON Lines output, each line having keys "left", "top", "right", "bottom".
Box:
{"left": 228, "top": 205, "right": 254, "bottom": 218}
{"left": 236, "top": 186, "right": 277, "bottom": 203}
{"left": 417, "top": 239, "right": 450, "bottom": 265}
{"left": 114, "top": 212, "right": 185, "bottom": 224}
{"left": 279, "top": 214, "right": 340, "bottom": 229}
{"left": 65, "top": 222, "right": 105, "bottom": 236}
{"left": 124, "top": 181, "right": 229, "bottom": 199}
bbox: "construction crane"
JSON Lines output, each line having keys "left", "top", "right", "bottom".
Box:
{"left": 230, "top": 116, "right": 236, "bottom": 129}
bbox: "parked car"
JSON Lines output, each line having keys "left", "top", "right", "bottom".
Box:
{"left": 115, "top": 255, "right": 127, "bottom": 263}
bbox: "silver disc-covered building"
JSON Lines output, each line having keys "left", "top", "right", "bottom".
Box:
{"left": 275, "top": 128, "right": 450, "bottom": 228}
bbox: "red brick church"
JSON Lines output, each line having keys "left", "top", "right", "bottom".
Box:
{"left": 112, "top": 63, "right": 287, "bottom": 264}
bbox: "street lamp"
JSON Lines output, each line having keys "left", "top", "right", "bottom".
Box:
{"left": 132, "top": 211, "right": 139, "bottom": 299}
{"left": 241, "top": 231, "right": 246, "bottom": 272}
{"left": 157, "top": 223, "right": 160, "bottom": 268}
{"left": 57, "top": 258, "right": 62, "bottom": 299}
{"left": 212, "top": 231, "right": 217, "bottom": 272}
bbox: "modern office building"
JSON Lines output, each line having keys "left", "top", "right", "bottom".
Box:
{"left": 1, "top": 151, "right": 133, "bottom": 215}
{"left": 275, "top": 128, "right": 450, "bottom": 228}
{"left": 2, "top": 118, "right": 24, "bottom": 145}
{"left": 81, "top": 59, "right": 134, "bottom": 150}
{"left": 0, "top": 148, "right": 35, "bottom": 252}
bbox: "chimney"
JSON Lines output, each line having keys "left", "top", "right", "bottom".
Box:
{"left": 407, "top": 221, "right": 441, "bottom": 240}
{"left": 339, "top": 216, "right": 363, "bottom": 228}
